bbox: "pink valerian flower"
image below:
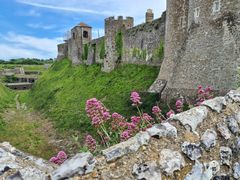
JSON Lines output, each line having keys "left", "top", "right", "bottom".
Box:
{"left": 126, "top": 122, "right": 137, "bottom": 131}
{"left": 196, "top": 85, "right": 214, "bottom": 106}
{"left": 57, "top": 151, "right": 67, "bottom": 160}
{"left": 152, "top": 106, "right": 161, "bottom": 114}
{"left": 131, "top": 116, "right": 141, "bottom": 125}
{"left": 49, "top": 151, "right": 67, "bottom": 165}
{"left": 142, "top": 113, "right": 153, "bottom": 122}
{"left": 166, "top": 110, "right": 175, "bottom": 118}
{"left": 85, "top": 135, "right": 97, "bottom": 152}
{"left": 120, "top": 130, "right": 131, "bottom": 141}
{"left": 92, "top": 117, "right": 101, "bottom": 126}
{"left": 85, "top": 98, "right": 110, "bottom": 127}
{"left": 130, "top": 91, "right": 142, "bottom": 106}
{"left": 176, "top": 99, "right": 184, "bottom": 113}
{"left": 50, "top": 157, "right": 59, "bottom": 164}
{"left": 111, "top": 112, "right": 127, "bottom": 130}
{"left": 103, "top": 111, "right": 111, "bottom": 120}
{"left": 112, "top": 112, "right": 123, "bottom": 119}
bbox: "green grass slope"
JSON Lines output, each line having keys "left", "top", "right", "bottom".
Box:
{"left": 0, "top": 83, "right": 15, "bottom": 110}
{"left": 28, "top": 59, "right": 159, "bottom": 136}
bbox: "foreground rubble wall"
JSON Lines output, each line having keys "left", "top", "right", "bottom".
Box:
{"left": 1, "top": 90, "right": 240, "bottom": 179}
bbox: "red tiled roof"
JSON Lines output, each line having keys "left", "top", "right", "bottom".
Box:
{"left": 78, "top": 22, "right": 91, "bottom": 28}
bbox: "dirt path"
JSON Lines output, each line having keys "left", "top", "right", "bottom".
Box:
{"left": 0, "top": 94, "right": 78, "bottom": 159}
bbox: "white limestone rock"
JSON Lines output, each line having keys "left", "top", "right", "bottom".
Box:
{"left": 0, "top": 142, "right": 55, "bottom": 180}
{"left": 51, "top": 152, "right": 96, "bottom": 180}
{"left": 181, "top": 142, "right": 202, "bottom": 160}
{"left": 233, "top": 162, "right": 240, "bottom": 179}
{"left": 202, "top": 97, "right": 226, "bottom": 113}
{"left": 204, "top": 160, "right": 220, "bottom": 176}
{"left": 225, "top": 116, "right": 240, "bottom": 135}
{"left": 185, "top": 161, "right": 203, "bottom": 180}
{"left": 225, "top": 90, "right": 240, "bottom": 103}
{"left": 185, "top": 160, "right": 220, "bottom": 180}
{"left": 201, "top": 129, "right": 217, "bottom": 150}
{"left": 217, "top": 122, "right": 231, "bottom": 140}
{"left": 20, "top": 167, "right": 47, "bottom": 180}
{"left": 102, "top": 131, "right": 150, "bottom": 162}
{"left": 159, "top": 149, "right": 185, "bottom": 175}
{"left": 234, "top": 112, "right": 240, "bottom": 125}
{"left": 132, "top": 162, "right": 161, "bottom": 180}
{"left": 146, "top": 122, "right": 177, "bottom": 138}
{"left": 220, "top": 147, "right": 232, "bottom": 166}
{"left": 172, "top": 106, "right": 208, "bottom": 132}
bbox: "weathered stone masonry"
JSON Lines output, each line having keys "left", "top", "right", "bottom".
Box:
{"left": 151, "top": 0, "right": 240, "bottom": 96}
{"left": 57, "top": 10, "right": 166, "bottom": 71}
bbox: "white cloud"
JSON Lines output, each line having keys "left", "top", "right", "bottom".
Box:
{"left": 17, "top": 0, "right": 113, "bottom": 16}
{"left": 27, "top": 23, "right": 56, "bottom": 30}
{"left": 17, "top": 0, "right": 166, "bottom": 21}
{"left": 0, "top": 32, "right": 62, "bottom": 60}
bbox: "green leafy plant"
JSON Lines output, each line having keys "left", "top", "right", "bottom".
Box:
{"left": 115, "top": 31, "right": 123, "bottom": 60}
{"left": 132, "top": 48, "right": 147, "bottom": 60}
{"left": 153, "top": 41, "right": 164, "bottom": 60}
{"left": 99, "top": 39, "right": 105, "bottom": 60}
{"left": 82, "top": 44, "right": 89, "bottom": 60}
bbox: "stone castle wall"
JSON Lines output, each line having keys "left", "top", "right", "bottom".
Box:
{"left": 57, "top": 43, "right": 68, "bottom": 60}
{"left": 122, "top": 12, "right": 166, "bottom": 66}
{"left": 151, "top": 0, "right": 240, "bottom": 96}
{"left": 87, "top": 37, "right": 105, "bottom": 65}
{"left": 56, "top": 11, "right": 166, "bottom": 71}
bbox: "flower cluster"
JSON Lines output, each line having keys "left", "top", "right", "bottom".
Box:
{"left": 196, "top": 85, "right": 213, "bottom": 106}
{"left": 86, "top": 98, "right": 110, "bottom": 127}
{"left": 152, "top": 106, "right": 161, "bottom": 114}
{"left": 85, "top": 135, "right": 97, "bottom": 152}
{"left": 152, "top": 106, "right": 166, "bottom": 122}
{"left": 176, "top": 99, "right": 184, "bottom": 113}
{"left": 49, "top": 151, "right": 67, "bottom": 165}
{"left": 84, "top": 87, "right": 215, "bottom": 152}
{"left": 130, "top": 91, "right": 142, "bottom": 106}
{"left": 166, "top": 110, "right": 175, "bottom": 118}
{"left": 111, "top": 112, "right": 126, "bottom": 130}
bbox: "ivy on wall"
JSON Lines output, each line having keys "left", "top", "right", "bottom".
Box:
{"left": 132, "top": 48, "right": 147, "bottom": 60}
{"left": 99, "top": 39, "right": 105, "bottom": 60}
{"left": 82, "top": 44, "right": 89, "bottom": 60}
{"left": 115, "top": 31, "right": 123, "bottom": 60}
{"left": 153, "top": 41, "right": 164, "bottom": 60}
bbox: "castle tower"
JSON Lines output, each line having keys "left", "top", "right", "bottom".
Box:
{"left": 146, "top": 9, "right": 154, "bottom": 23}
{"left": 150, "top": 0, "right": 240, "bottom": 97}
{"left": 68, "top": 22, "right": 92, "bottom": 65}
{"left": 103, "top": 16, "right": 134, "bottom": 72}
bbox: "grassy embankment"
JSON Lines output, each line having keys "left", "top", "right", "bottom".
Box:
{"left": 28, "top": 59, "right": 160, "bottom": 141}
{"left": 0, "top": 71, "right": 57, "bottom": 159}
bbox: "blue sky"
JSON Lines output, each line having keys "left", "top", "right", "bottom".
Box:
{"left": 0, "top": 0, "right": 166, "bottom": 60}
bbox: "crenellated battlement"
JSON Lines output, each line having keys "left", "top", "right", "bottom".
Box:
{"left": 104, "top": 16, "right": 134, "bottom": 32}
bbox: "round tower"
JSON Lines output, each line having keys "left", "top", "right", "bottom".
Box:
{"left": 151, "top": 0, "right": 240, "bottom": 97}
{"left": 156, "top": 0, "right": 189, "bottom": 84}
